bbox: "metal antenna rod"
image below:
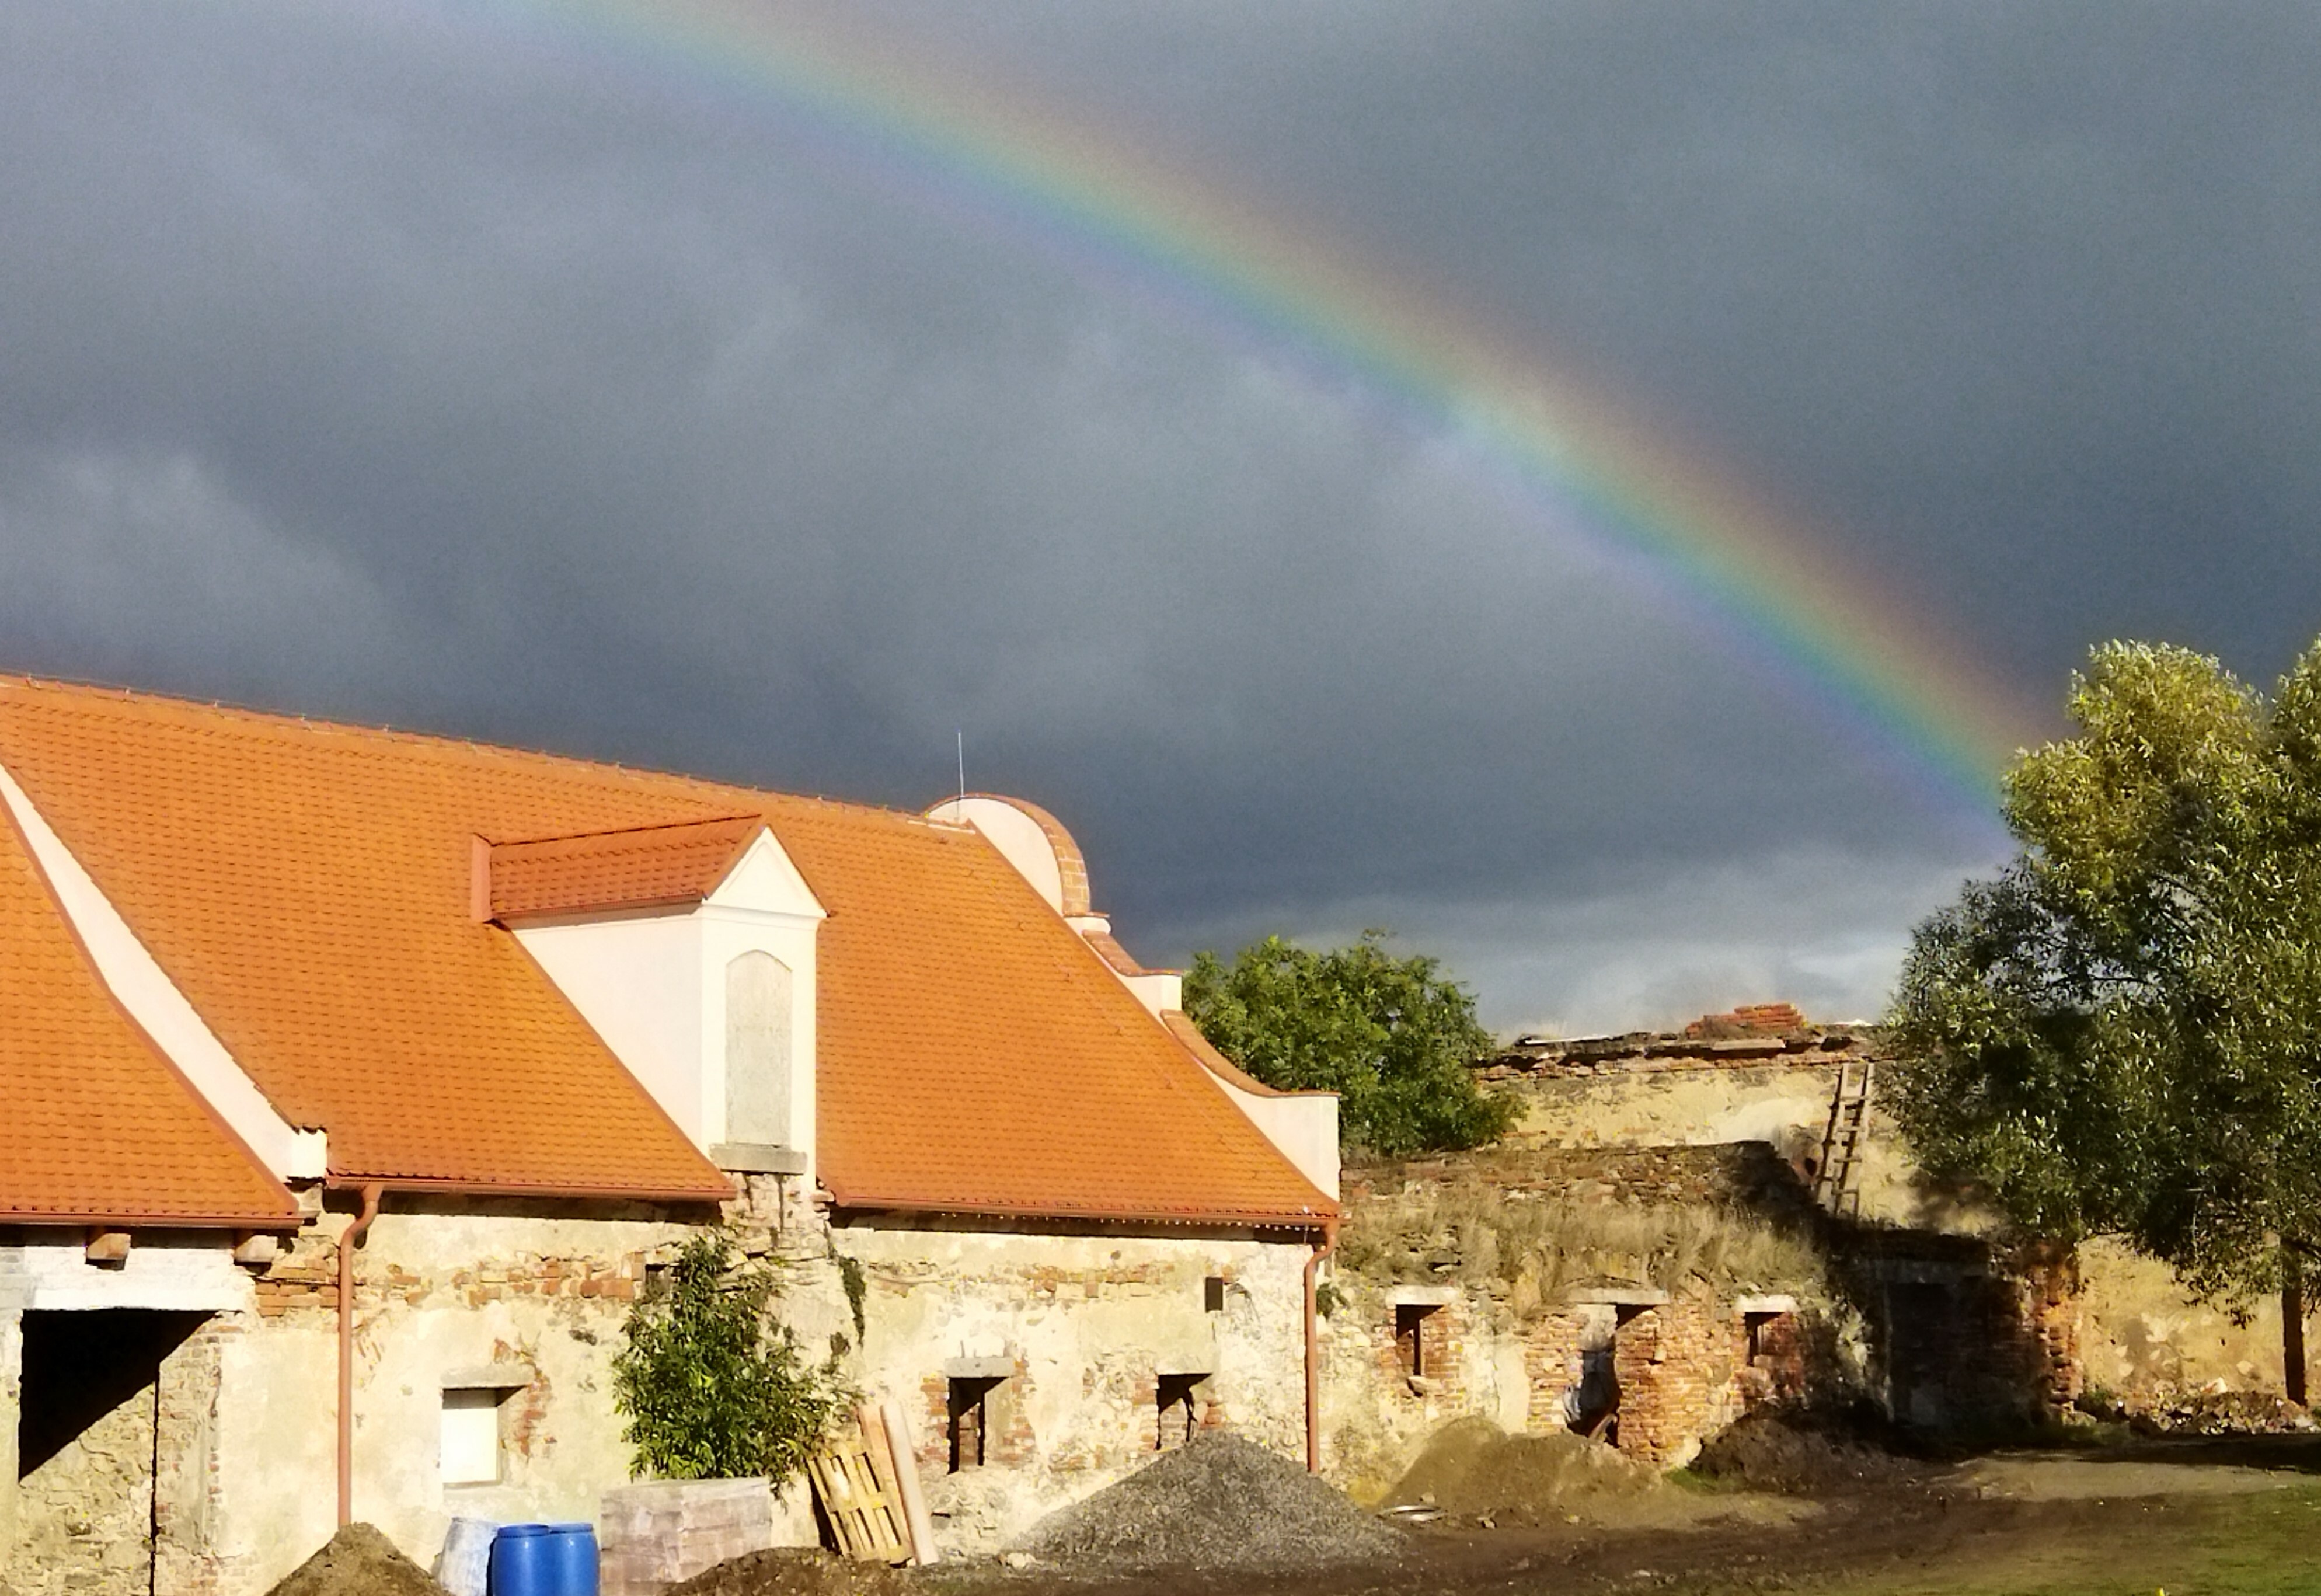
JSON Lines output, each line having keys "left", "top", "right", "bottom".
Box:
{"left": 956, "top": 730, "right": 966, "bottom": 809}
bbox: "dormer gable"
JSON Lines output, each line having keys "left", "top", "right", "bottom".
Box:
{"left": 493, "top": 818, "right": 825, "bottom": 1182}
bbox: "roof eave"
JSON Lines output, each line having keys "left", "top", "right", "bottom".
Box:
{"left": 323, "top": 1173, "right": 734, "bottom": 1205}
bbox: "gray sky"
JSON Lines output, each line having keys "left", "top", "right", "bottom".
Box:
{"left": 4, "top": 1, "right": 2316, "bottom": 1034}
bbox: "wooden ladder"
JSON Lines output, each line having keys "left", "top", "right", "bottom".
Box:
{"left": 1815, "top": 1060, "right": 1874, "bottom": 1218}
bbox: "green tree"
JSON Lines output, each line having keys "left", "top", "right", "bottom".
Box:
{"left": 1888, "top": 639, "right": 2321, "bottom": 1398}
{"left": 1184, "top": 931, "right": 1515, "bottom": 1157}
{"left": 611, "top": 1231, "right": 843, "bottom": 1480}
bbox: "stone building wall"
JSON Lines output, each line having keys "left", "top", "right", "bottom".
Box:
{"left": 834, "top": 1221, "right": 1312, "bottom": 1553}
{"left": 5, "top": 1182, "right": 1326, "bottom": 1594}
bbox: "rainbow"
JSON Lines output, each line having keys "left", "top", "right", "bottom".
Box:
{"left": 498, "top": 0, "right": 2038, "bottom": 809}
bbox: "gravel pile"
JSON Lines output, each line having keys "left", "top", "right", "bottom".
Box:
{"left": 1020, "top": 1433, "right": 1403, "bottom": 1571}
{"left": 267, "top": 1525, "right": 452, "bottom": 1596}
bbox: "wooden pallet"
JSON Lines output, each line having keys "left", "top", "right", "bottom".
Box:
{"left": 807, "top": 1431, "right": 912, "bottom": 1563}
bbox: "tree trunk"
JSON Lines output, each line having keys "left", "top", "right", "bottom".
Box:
{"left": 2284, "top": 1249, "right": 2307, "bottom": 1408}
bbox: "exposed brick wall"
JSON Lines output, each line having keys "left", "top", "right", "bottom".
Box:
{"left": 249, "top": 1231, "right": 647, "bottom": 1318}
{"left": 1607, "top": 1294, "right": 1745, "bottom": 1468}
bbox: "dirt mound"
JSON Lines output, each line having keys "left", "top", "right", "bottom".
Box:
{"left": 1691, "top": 1409, "right": 1923, "bottom": 1494}
{"left": 2127, "top": 1389, "right": 2319, "bottom": 1435}
{"left": 1382, "top": 1417, "right": 1656, "bottom": 1525}
{"left": 268, "top": 1525, "right": 451, "bottom": 1596}
{"left": 1020, "top": 1431, "right": 1403, "bottom": 1570}
{"left": 664, "top": 1548, "right": 911, "bottom": 1596}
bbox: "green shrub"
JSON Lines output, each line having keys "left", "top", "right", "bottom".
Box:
{"left": 612, "top": 1231, "right": 843, "bottom": 1480}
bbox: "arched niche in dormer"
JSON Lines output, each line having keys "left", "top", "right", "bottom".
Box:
{"left": 724, "top": 949, "right": 793, "bottom": 1148}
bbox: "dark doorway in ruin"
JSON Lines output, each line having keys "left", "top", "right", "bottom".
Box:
{"left": 1155, "top": 1372, "right": 1208, "bottom": 1449}
{"left": 18, "top": 1309, "right": 204, "bottom": 1476}
{"left": 1884, "top": 1281, "right": 1957, "bottom": 1427}
{"left": 17, "top": 1309, "right": 207, "bottom": 1596}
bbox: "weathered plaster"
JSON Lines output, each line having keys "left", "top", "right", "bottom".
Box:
{"left": 2, "top": 1308, "right": 20, "bottom": 1565}
{"left": 832, "top": 1222, "right": 1311, "bottom": 1552}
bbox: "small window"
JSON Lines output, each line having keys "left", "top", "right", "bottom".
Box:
{"left": 1156, "top": 1373, "right": 1207, "bottom": 1449}
{"left": 1744, "top": 1311, "right": 1788, "bottom": 1366}
{"left": 947, "top": 1377, "right": 1001, "bottom": 1472}
{"left": 1394, "top": 1304, "right": 1438, "bottom": 1378}
{"left": 1203, "top": 1276, "right": 1226, "bottom": 1313}
{"left": 441, "top": 1389, "right": 504, "bottom": 1486}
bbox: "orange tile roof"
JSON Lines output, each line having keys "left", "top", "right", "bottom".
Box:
{"left": 490, "top": 816, "right": 763, "bottom": 920}
{"left": 0, "top": 678, "right": 1333, "bottom": 1224}
{"left": 0, "top": 797, "right": 297, "bottom": 1225}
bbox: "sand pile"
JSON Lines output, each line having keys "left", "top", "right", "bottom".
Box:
{"left": 267, "top": 1525, "right": 451, "bottom": 1596}
{"left": 1690, "top": 1409, "right": 1924, "bottom": 1494}
{"left": 665, "top": 1548, "right": 912, "bottom": 1596}
{"left": 1382, "top": 1417, "right": 1656, "bottom": 1525}
{"left": 1020, "top": 1432, "right": 1403, "bottom": 1570}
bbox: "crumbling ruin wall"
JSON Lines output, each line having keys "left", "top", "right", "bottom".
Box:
{"left": 1319, "top": 1147, "right": 1850, "bottom": 1488}
{"left": 1476, "top": 1029, "right": 1944, "bottom": 1231}
{"left": 1475, "top": 1023, "right": 2231, "bottom": 1424}
{"left": 2071, "top": 1238, "right": 2295, "bottom": 1410}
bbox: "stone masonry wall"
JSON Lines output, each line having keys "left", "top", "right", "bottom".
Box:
{"left": 835, "top": 1222, "right": 1312, "bottom": 1555}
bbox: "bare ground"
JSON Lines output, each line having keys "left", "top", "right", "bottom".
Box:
{"left": 921, "top": 1436, "right": 2321, "bottom": 1596}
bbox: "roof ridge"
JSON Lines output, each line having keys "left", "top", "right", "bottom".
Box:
{"left": 0, "top": 671, "right": 943, "bottom": 829}
{"left": 492, "top": 813, "right": 764, "bottom": 849}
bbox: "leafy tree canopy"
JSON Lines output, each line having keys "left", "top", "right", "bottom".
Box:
{"left": 1184, "top": 931, "right": 1515, "bottom": 1158}
{"left": 1888, "top": 639, "right": 2321, "bottom": 1306}
{"left": 612, "top": 1231, "right": 843, "bottom": 1481}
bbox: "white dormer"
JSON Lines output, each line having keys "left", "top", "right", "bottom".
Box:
{"left": 489, "top": 817, "right": 824, "bottom": 1182}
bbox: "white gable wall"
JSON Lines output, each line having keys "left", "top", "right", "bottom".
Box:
{"left": 513, "top": 828, "right": 824, "bottom": 1180}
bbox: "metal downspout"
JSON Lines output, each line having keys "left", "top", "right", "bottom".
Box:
{"left": 1303, "top": 1219, "right": 1338, "bottom": 1474}
{"left": 336, "top": 1182, "right": 383, "bottom": 1527}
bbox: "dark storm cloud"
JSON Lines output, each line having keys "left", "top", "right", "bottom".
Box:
{"left": 3, "top": 2, "right": 2311, "bottom": 1026}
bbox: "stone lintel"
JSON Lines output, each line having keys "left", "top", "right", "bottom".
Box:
{"left": 1567, "top": 1286, "right": 1670, "bottom": 1307}
{"left": 940, "top": 1355, "right": 1015, "bottom": 1381}
{"left": 441, "top": 1362, "right": 535, "bottom": 1391}
{"left": 710, "top": 1143, "right": 808, "bottom": 1175}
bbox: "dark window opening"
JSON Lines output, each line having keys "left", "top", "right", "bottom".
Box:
{"left": 1393, "top": 1304, "right": 1438, "bottom": 1378}
{"left": 946, "top": 1377, "right": 1002, "bottom": 1473}
{"left": 1156, "top": 1372, "right": 1207, "bottom": 1449}
{"left": 1203, "top": 1275, "right": 1227, "bottom": 1313}
{"left": 1744, "top": 1312, "right": 1787, "bottom": 1367}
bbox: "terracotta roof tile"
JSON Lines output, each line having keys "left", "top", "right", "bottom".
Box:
{"left": 490, "top": 816, "right": 762, "bottom": 920}
{"left": 0, "top": 678, "right": 1332, "bottom": 1224}
{"left": 0, "top": 799, "right": 297, "bottom": 1225}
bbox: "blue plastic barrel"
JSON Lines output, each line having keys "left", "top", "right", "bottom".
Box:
{"left": 544, "top": 1524, "right": 599, "bottom": 1596}
{"left": 487, "top": 1524, "right": 555, "bottom": 1596}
